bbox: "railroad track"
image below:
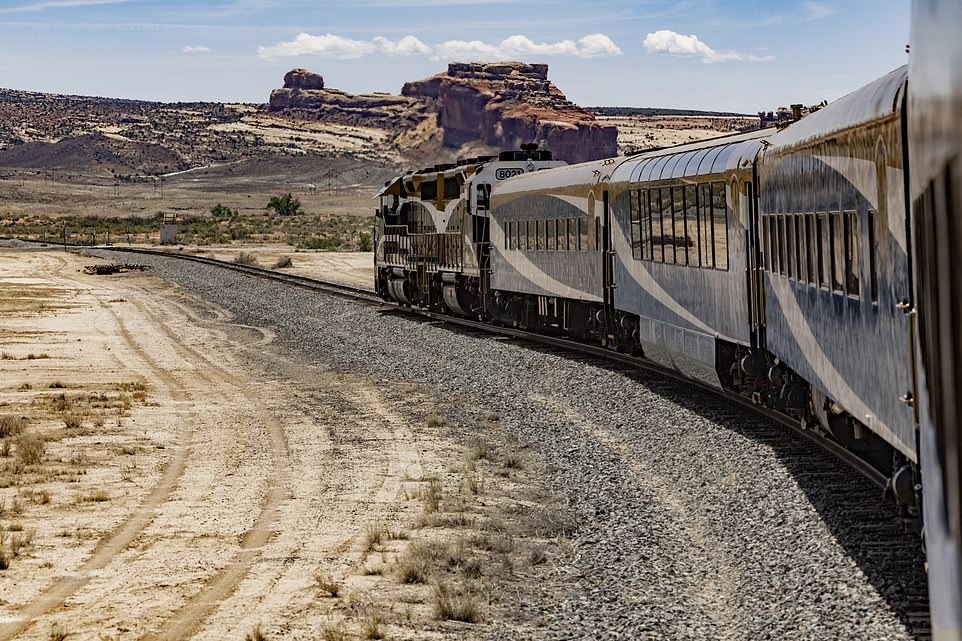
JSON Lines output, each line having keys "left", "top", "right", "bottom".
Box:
{"left": 90, "top": 244, "right": 888, "bottom": 489}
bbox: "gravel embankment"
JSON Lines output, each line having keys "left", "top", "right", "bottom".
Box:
{"left": 99, "top": 250, "right": 927, "bottom": 641}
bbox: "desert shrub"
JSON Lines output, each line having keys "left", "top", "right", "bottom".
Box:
{"left": 266, "top": 193, "right": 302, "bottom": 216}
{"left": 232, "top": 252, "right": 258, "bottom": 266}
{"left": 272, "top": 255, "right": 293, "bottom": 269}
{"left": 358, "top": 232, "right": 373, "bottom": 252}
{"left": 15, "top": 433, "right": 45, "bottom": 466}
{"left": 0, "top": 416, "right": 26, "bottom": 438}
{"left": 432, "top": 581, "right": 482, "bottom": 622}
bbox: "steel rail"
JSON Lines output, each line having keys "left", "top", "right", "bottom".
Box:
{"left": 68, "top": 242, "right": 889, "bottom": 489}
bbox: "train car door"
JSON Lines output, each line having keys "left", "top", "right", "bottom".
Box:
{"left": 602, "top": 188, "right": 617, "bottom": 343}
{"left": 745, "top": 172, "right": 766, "bottom": 349}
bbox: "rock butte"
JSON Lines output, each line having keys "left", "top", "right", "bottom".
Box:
{"left": 269, "top": 62, "right": 618, "bottom": 164}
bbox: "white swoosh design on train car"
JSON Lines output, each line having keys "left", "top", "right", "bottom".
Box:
{"left": 811, "top": 153, "right": 907, "bottom": 253}
{"left": 768, "top": 275, "right": 912, "bottom": 459}
{"left": 609, "top": 222, "right": 728, "bottom": 339}
{"left": 491, "top": 220, "right": 600, "bottom": 302}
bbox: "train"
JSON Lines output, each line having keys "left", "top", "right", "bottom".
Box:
{"left": 373, "top": 6, "right": 962, "bottom": 636}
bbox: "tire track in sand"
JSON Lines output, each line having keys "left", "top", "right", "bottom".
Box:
{"left": 123, "top": 288, "right": 291, "bottom": 641}
{"left": 0, "top": 278, "right": 196, "bottom": 641}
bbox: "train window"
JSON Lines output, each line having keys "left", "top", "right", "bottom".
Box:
{"left": 476, "top": 183, "right": 491, "bottom": 210}
{"left": 685, "top": 184, "right": 700, "bottom": 267}
{"left": 641, "top": 190, "right": 652, "bottom": 261}
{"left": 868, "top": 210, "right": 879, "bottom": 303}
{"left": 777, "top": 215, "right": 787, "bottom": 276}
{"left": 763, "top": 216, "right": 772, "bottom": 272}
{"left": 673, "top": 186, "right": 687, "bottom": 265}
{"left": 796, "top": 215, "right": 806, "bottom": 282}
{"left": 547, "top": 219, "right": 557, "bottom": 251}
{"left": 817, "top": 213, "right": 830, "bottom": 288}
{"left": 662, "top": 187, "right": 675, "bottom": 264}
{"left": 579, "top": 217, "right": 589, "bottom": 251}
{"left": 786, "top": 214, "right": 796, "bottom": 279}
{"left": 650, "top": 189, "right": 663, "bottom": 262}
{"left": 844, "top": 210, "right": 860, "bottom": 297}
{"left": 630, "top": 189, "right": 642, "bottom": 260}
{"left": 698, "top": 183, "right": 713, "bottom": 268}
{"left": 805, "top": 215, "right": 816, "bottom": 285}
{"left": 568, "top": 218, "right": 578, "bottom": 251}
{"left": 535, "top": 220, "right": 544, "bottom": 251}
{"left": 712, "top": 181, "right": 728, "bottom": 270}
{"left": 830, "top": 211, "right": 844, "bottom": 293}
{"left": 420, "top": 180, "right": 437, "bottom": 202}
{"left": 444, "top": 177, "right": 460, "bottom": 200}
{"left": 595, "top": 218, "right": 602, "bottom": 252}
{"left": 506, "top": 221, "right": 513, "bottom": 250}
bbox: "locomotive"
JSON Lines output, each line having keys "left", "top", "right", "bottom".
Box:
{"left": 374, "top": 8, "right": 962, "bottom": 635}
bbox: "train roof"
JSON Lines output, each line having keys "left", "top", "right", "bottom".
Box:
{"left": 611, "top": 127, "right": 774, "bottom": 185}
{"left": 764, "top": 65, "right": 907, "bottom": 151}
{"left": 492, "top": 155, "right": 620, "bottom": 196}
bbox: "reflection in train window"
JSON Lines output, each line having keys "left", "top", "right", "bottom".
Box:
{"left": 830, "top": 211, "right": 844, "bottom": 293}
{"left": 868, "top": 210, "right": 879, "bottom": 303}
{"left": 817, "top": 213, "right": 830, "bottom": 288}
{"left": 641, "top": 191, "right": 652, "bottom": 260}
{"left": 699, "top": 183, "right": 713, "bottom": 268}
{"left": 712, "top": 181, "right": 728, "bottom": 270}
{"left": 650, "top": 189, "right": 664, "bottom": 262}
{"left": 787, "top": 214, "right": 796, "bottom": 279}
{"left": 673, "top": 186, "right": 687, "bottom": 265}
{"left": 630, "top": 190, "right": 642, "bottom": 260}
{"left": 662, "top": 187, "right": 675, "bottom": 264}
{"left": 685, "top": 184, "right": 699, "bottom": 267}
{"left": 844, "top": 210, "right": 860, "bottom": 297}
{"left": 777, "top": 215, "right": 786, "bottom": 276}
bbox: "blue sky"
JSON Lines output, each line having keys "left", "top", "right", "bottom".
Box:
{"left": 0, "top": 0, "right": 909, "bottom": 113}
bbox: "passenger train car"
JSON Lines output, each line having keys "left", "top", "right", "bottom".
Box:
{"left": 374, "top": 10, "right": 962, "bottom": 631}
{"left": 908, "top": 1, "right": 962, "bottom": 638}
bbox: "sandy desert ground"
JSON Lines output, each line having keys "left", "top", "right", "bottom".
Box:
{"left": 0, "top": 247, "right": 570, "bottom": 640}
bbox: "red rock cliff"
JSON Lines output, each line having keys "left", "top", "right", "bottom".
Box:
{"left": 403, "top": 62, "right": 617, "bottom": 164}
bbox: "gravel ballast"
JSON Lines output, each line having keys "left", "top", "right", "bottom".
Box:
{"left": 98, "top": 250, "right": 927, "bottom": 641}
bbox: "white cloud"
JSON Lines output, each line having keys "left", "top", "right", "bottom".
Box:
{"left": 182, "top": 45, "right": 211, "bottom": 54}
{"left": 258, "top": 32, "right": 622, "bottom": 62}
{"left": 802, "top": 1, "right": 834, "bottom": 21}
{"left": 0, "top": 0, "right": 130, "bottom": 13}
{"left": 372, "top": 35, "right": 431, "bottom": 56}
{"left": 434, "top": 33, "right": 622, "bottom": 60}
{"left": 643, "top": 29, "right": 773, "bottom": 63}
{"left": 257, "top": 33, "right": 375, "bottom": 61}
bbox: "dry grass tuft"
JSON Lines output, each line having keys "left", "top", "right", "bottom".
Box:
{"left": 423, "top": 478, "right": 442, "bottom": 514}
{"left": 0, "top": 415, "right": 26, "bottom": 438}
{"left": 62, "top": 414, "right": 83, "bottom": 429}
{"left": 320, "top": 621, "right": 347, "bottom": 641}
{"left": 15, "top": 432, "right": 45, "bottom": 466}
{"left": 233, "top": 252, "right": 259, "bottom": 267}
{"left": 425, "top": 415, "right": 445, "bottom": 428}
{"left": 48, "top": 624, "right": 69, "bottom": 641}
{"left": 75, "top": 490, "right": 110, "bottom": 503}
{"left": 361, "top": 613, "right": 385, "bottom": 640}
{"left": 272, "top": 255, "right": 293, "bottom": 269}
{"left": 244, "top": 624, "right": 266, "bottom": 641}
{"left": 432, "top": 581, "right": 482, "bottom": 623}
{"left": 362, "top": 521, "right": 385, "bottom": 552}
{"left": 315, "top": 572, "right": 341, "bottom": 597}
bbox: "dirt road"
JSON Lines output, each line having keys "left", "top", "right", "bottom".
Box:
{"left": 0, "top": 248, "right": 567, "bottom": 641}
